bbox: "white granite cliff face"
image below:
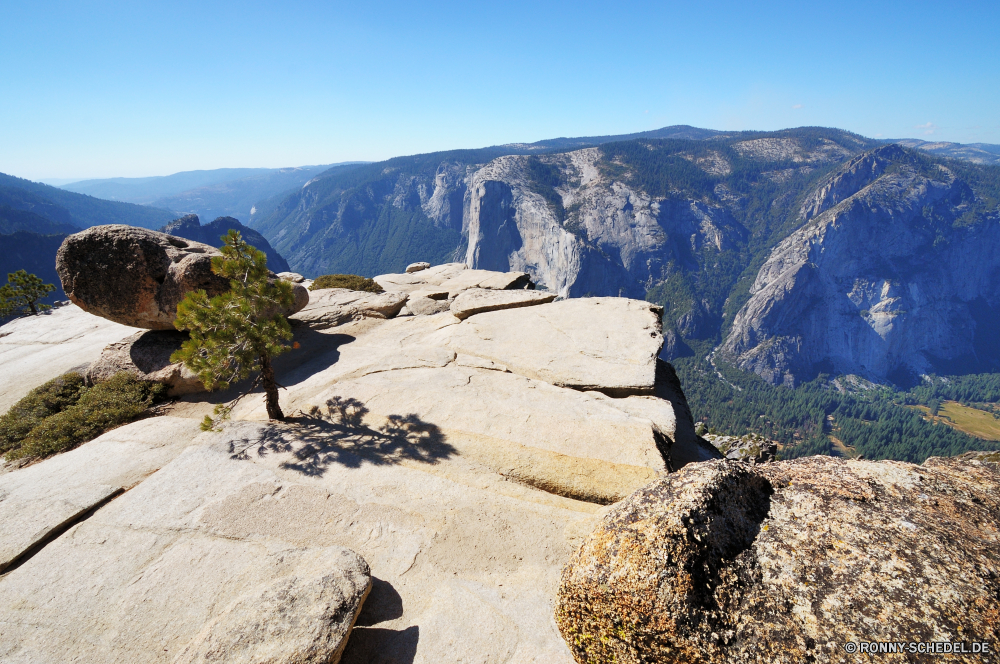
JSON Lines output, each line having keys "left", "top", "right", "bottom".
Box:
{"left": 720, "top": 145, "right": 1000, "bottom": 385}
{"left": 462, "top": 149, "right": 746, "bottom": 303}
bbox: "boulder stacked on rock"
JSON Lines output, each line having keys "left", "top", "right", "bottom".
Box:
{"left": 291, "top": 289, "right": 408, "bottom": 329}
{"left": 85, "top": 330, "right": 204, "bottom": 395}
{"left": 449, "top": 288, "right": 556, "bottom": 320}
{"left": 374, "top": 262, "right": 533, "bottom": 296}
{"left": 56, "top": 225, "right": 308, "bottom": 330}
{"left": 556, "top": 455, "right": 1000, "bottom": 664}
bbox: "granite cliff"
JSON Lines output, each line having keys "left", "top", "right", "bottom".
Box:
{"left": 250, "top": 128, "right": 1000, "bottom": 387}
{"left": 720, "top": 145, "right": 1000, "bottom": 385}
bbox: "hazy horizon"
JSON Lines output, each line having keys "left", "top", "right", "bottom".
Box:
{"left": 3, "top": 0, "right": 998, "bottom": 181}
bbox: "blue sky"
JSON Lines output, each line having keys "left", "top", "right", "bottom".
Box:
{"left": 1, "top": 0, "right": 997, "bottom": 180}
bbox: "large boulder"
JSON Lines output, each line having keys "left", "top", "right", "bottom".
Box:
{"left": 556, "top": 456, "right": 1000, "bottom": 664}
{"left": 56, "top": 225, "right": 307, "bottom": 330}
{"left": 85, "top": 330, "right": 205, "bottom": 396}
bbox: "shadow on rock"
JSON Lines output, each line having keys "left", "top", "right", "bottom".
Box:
{"left": 227, "top": 396, "right": 456, "bottom": 475}
{"left": 355, "top": 577, "right": 404, "bottom": 626}
{"left": 342, "top": 625, "right": 419, "bottom": 664}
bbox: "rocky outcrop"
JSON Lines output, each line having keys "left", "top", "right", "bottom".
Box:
{"left": 235, "top": 296, "right": 693, "bottom": 485}
{"left": 85, "top": 330, "right": 204, "bottom": 396}
{"left": 1, "top": 276, "right": 705, "bottom": 662}
{"left": 721, "top": 146, "right": 1000, "bottom": 385}
{"left": 704, "top": 432, "right": 778, "bottom": 463}
{"left": 290, "top": 288, "right": 408, "bottom": 329}
{"left": 159, "top": 214, "right": 291, "bottom": 273}
{"left": 556, "top": 455, "right": 1000, "bottom": 663}
{"left": 56, "top": 225, "right": 308, "bottom": 330}
{"left": 449, "top": 288, "right": 556, "bottom": 319}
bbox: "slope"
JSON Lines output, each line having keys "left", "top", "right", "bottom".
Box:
{"left": 0, "top": 173, "right": 176, "bottom": 230}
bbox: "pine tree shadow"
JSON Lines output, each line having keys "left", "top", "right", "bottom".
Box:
{"left": 227, "top": 396, "right": 456, "bottom": 476}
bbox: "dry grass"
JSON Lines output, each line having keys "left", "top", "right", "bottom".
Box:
{"left": 309, "top": 274, "right": 383, "bottom": 293}
{"left": 912, "top": 401, "right": 1000, "bottom": 441}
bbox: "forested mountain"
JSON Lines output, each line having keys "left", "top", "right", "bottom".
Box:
{"left": 0, "top": 204, "right": 77, "bottom": 235}
{"left": 0, "top": 172, "right": 176, "bottom": 230}
{"left": 159, "top": 214, "right": 290, "bottom": 272}
{"left": 248, "top": 125, "right": 1000, "bottom": 462}
{"left": 891, "top": 138, "right": 1000, "bottom": 165}
{"left": 0, "top": 231, "right": 68, "bottom": 303}
{"left": 63, "top": 163, "right": 365, "bottom": 223}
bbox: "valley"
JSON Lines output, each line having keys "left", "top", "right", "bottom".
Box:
{"left": 5, "top": 125, "right": 1000, "bottom": 464}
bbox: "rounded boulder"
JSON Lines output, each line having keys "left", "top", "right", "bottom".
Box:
{"left": 57, "top": 225, "right": 307, "bottom": 330}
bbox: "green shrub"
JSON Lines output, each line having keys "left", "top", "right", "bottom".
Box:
{"left": 309, "top": 274, "right": 384, "bottom": 293}
{"left": 4, "top": 373, "right": 167, "bottom": 461}
{"left": 0, "top": 373, "right": 86, "bottom": 454}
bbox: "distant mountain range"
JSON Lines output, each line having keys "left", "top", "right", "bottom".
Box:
{"left": 61, "top": 163, "right": 367, "bottom": 223}
{"left": 0, "top": 172, "right": 176, "bottom": 231}
{"left": 4, "top": 124, "right": 1000, "bottom": 463}
{"left": 888, "top": 139, "right": 1000, "bottom": 165}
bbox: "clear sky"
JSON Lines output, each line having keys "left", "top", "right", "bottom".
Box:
{"left": 1, "top": 0, "right": 997, "bottom": 180}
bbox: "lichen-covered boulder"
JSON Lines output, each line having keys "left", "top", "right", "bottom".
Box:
{"left": 556, "top": 456, "right": 1000, "bottom": 663}
{"left": 57, "top": 225, "right": 307, "bottom": 330}
{"left": 704, "top": 432, "right": 778, "bottom": 463}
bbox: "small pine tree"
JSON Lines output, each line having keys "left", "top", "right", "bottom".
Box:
{"left": 0, "top": 270, "right": 56, "bottom": 317}
{"left": 171, "top": 230, "right": 295, "bottom": 424}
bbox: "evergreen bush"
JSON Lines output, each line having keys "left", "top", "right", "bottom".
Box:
{"left": 3, "top": 372, "right": 166, "bottom": 461}
{"left": 309, "top": 274, "right": 384, "bottom": 293}
{"left": 0, "top": 373, "right": 85, "bottom": 455}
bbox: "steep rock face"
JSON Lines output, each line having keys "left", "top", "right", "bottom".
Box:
{"left": 465, "top": 156, "right": 591, "bottom": 297}
{"left": 463, "top": 149, "right": 751, "bottom": 303}
{"left": 721, "top": 145, "right": 1000, "bottom": 385}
